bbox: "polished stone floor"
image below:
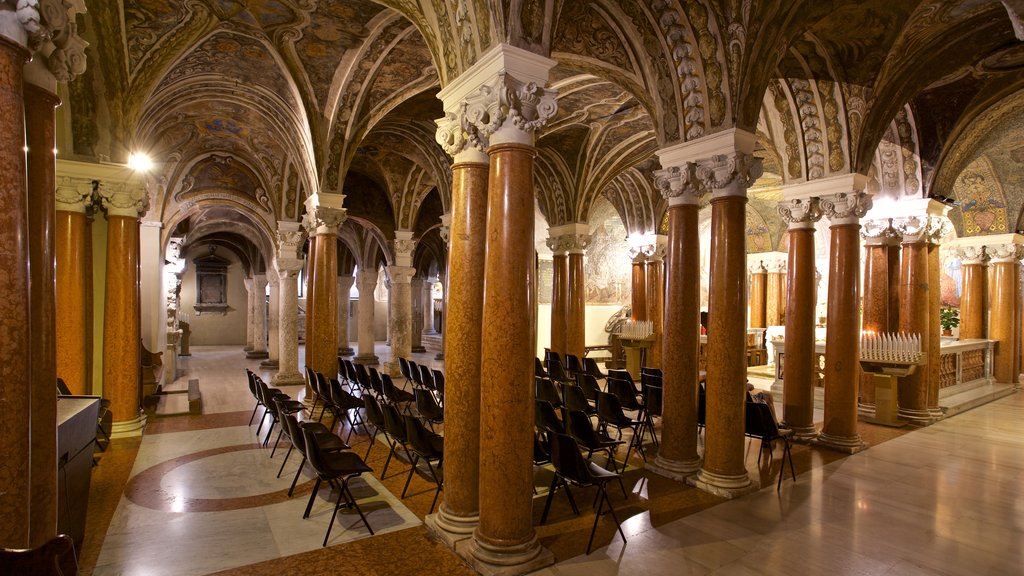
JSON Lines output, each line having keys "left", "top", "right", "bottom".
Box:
{"left": 82, "top": 344, "right": 1023, "bottom": 576}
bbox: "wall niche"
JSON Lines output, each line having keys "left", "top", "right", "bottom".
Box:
{"left": 193, "top": 246, "right": 230, "bottom": 315}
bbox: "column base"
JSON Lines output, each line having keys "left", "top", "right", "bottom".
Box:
{"left": 243, "top": 345, "right": 253, "bottom": 352}
{"left": 246, "top": 350, "right": 269, "bottom": 359}
{"left": 928, "top": 407, "right": 945, "bottom": 421}
{"left": 897, "top": 407, "right": 935, "bottom": 426}
{"left": 338, "top": 347, "right": 355, "bottom": 356}
{"left": 411, "top": 346, "right": 427, "bottom": 353}
{"left": 353, "top": 354, "right": 379, "bottom": 365}
{"left": 784, "top": 423, "right": 818, "bottom": 442}
{"left": 857, "top": 402, "right": 875, "bottom": 417}
{"left": 467, "top": 532, "right": 553, "bottom": 576}
{"left": 811, "top": 432, "right": 867, "bottom": 454}
{"left": 260, "top": 359, "right": 279, "bottom": 369}
{"left": 435, "top": 352, "right": 445, "bottom": 361}
{"left": 110, "top": 413, "right": 147, "bottom": 438}
{"left": 424, "top": 506, "right": 478, "bottom": 549}
{"left": 272, "top": 370, "right": 305, "bottom": 386}
{"left": 647, "top": 454, "right": 701, "bottom": 482}
{"left": 688, "top": 469, "right": 757, "bottom": 499}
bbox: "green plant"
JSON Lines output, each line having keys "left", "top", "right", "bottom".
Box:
{"left": 940, "top": 306, "right": 960, "bottom": 331}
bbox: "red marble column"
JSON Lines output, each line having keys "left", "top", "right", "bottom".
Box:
{"left": 304, "top": 233, "right": 317, "bottom": 374}
{"left": 308, "top": 206, "right": 344, "bottom": 379}
{"left": 927, "top": 243, "right": 942, "bottom": 418}
{"left": 860, "top": 225, "right": 895, "bottom": 413}
{"left": 567, "top": 249, "right": 587, "bottom": 360}
{"left": 749, "top": 263, "right": 767, "bottom": 328}
{"left": 987, "top": 242, "right": 1022, "bottom": 384}
{"left": 25, "top": 82, "right": 60, "bottom": 545}
{"left": 956, "top": 246, "right": 986, "bottom": 340}
{"left": 549, "top": 250, "right": 568, "bottom": 356}
{"left": 693, "top": 152, "right": 760, "bottom": 497}
{"left": 649, "top": 164, "right": 703, "bottom": 480}
{"left": 56, "top": 205, "right": 90, "bottom": 394}
{"left": 898, "top": 239, "right": 931, "bottom": 423}
{"left": 0, "top": 35, "right": 32, "bottom": 548}
{"left": 631, "top": 256, "right": 647, "bottom": 321}
{"left": 428, "top": 154, "right": 488, "bottom": 544}
{"left": 765, "top": 260, "right": 786, "bottom": 327}
{"left": 779, "top": 198, "right": 822, "bottom": 439}
{"left": 102, "top": 208, "right": 144, "bottom": 434}
{"left": 816, "top": 191, "right": 870, "bottom": 453}
{"left": 646, "top": 249, "right": 665, "bottom": 368}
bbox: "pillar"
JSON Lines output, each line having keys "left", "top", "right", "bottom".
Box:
{"left": 779, "top": 197, "right": 823, "bottom": 439}
{"left": 386, "top": 230, "right": 416, "bottom": 375}
{"left": 99, "top": 182, "right": 148, "bottom": 436}
{"left": 338, "top": 274, "right": 354, "bottom": 356}
{"left": 987, "top": 240, "right": 1023, "bottom": 384}
{"left": 55, "top": 179, "right": 93, "bottom": 393}
{"left": 262, "top": 273, "right": 280, "bottom": 368}
{"left": 548, "top": 223, "right": 590, "bottom": 360}
{"left": 463, "top": 44, "right": 557, "bottom": 574}
{"left": 648, "top": 161, "right": 704, "bottom": 480}
{"left": 305, "top": 194, "right": 345, "bottom": 377}
{"left": 246, "top": 274, "right": 269, "bottom": 359}
{"left": 304, "top": 233, "right": 316, "bottom": 359}
{"left": 859, "top": 219, "right": 897, "bottom": 413}
{"left": 765, "top": 257, "right": 787, "bottom": 326}
{"left": 435, "top": 270, "right": 447, "bottom": 361}
{"left": 423, "top": 276, "right": 437, "bottom": 335}
{"left": 691, "top": 132, "right": 761, "bottom": 498}
{"left": 956, "top": 245, "right": 986, "bottom": 339}
{"left": 548, "top": 242, "right": 568, "bottom": 357}
{"left": 815, "top": 189, "right": 870, "bottom": 453}
{"left": 243, "top": 277, "right": 255, "bottom": 352}
{"left": 630, "top": 253, "right": 647, "bottom": 321}
{"left": 411, "top": 276, "right": 425, "bottom": 353}
{"left": 646, "top": 239, "right": 666, "bottom": 368}
{"left": 749, "top": 262, "right": 767, "bottom": 328}
{"left": 425, "top": 140, "right": 489, "bottom": 546}
{"left": 273, "top": 225, "right": 306, "bottom": 386}
{"left": 355, "top": 267, "right": 379, "bottom": 364}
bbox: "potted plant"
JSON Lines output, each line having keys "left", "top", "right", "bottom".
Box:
{"left": 940, "top": 306, "right": 960, "bottom": 336}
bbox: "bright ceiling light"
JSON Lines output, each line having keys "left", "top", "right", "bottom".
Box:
{"left": 127, "top": 152, "right": 153, "bottom": 172}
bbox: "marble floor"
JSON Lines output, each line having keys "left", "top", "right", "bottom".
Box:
{"left": 83, "top": 344, "right": 1023, "bottom": 576}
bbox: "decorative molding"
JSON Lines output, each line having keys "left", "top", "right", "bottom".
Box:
{"left": 654, "top": 162, "right": 706, "bottom": 206}
{"left": 461, "top": 72, "right": 558, "bottom": 147}
{"left": 821, "top": 192, "right": 871, "bottom": 225}
{"left": 777, "top": 197, "right": 823, "bottom": 229}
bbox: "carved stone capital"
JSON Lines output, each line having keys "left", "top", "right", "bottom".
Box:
{"left": 274, "top": 257, "right": 304, "bottom": 278}
{"left": 654, "top": 162, "right": 706, "bottom": 206}
{"left": 388, "top": 265, "right": 416, "bottom": 284}
{"left": 953, "top": 245, "right": 987, "bottom": 265}
{"left": 463, "top": 72, "right": 558, "bottom": 147}
{"left": 645, "top": 237, "right": 668, "bottom": 262}
{"left": 394, "top": 229, "right": 417, "bottom": 267}
{"left": 547, "top": 232, "right": 591, "bottom": 255}
{"left": 986, "top": 243, "right": 1024, "bottom": 264}
{"left": 777, "top": 197, "right": 823, "bottom": 229}
{"left": 821, "top": 192, "right": 871, "bottom": 225}
{"left": 252, "top": 274, "right": 268, "bottom": 291}
{"left": 35, "top": 0, "right": 89, "bottom": 82}
{"left": 55, "top": 175, "right": 92, "bottom": 212}
{"left": 438, "top": 213, "right": 451, "bottom": 244}
{"left": 860, "top": 218, "right": 900, "bottom": 246}
{"left": 696, "top": 152, "right": 762, "bottom": 198}
{"left": 276, "top": 222, "right": 305, "bottom": 260}
{"left": 750, "top": 261, "right": 767, "bottom": 275}
{"left": 310, "top": 206, "right": 346, "bottom": 235}
{"left": 895, "top": 214, "right": 951, "bottom": 245}
{"left": 1, "top": 0, "right": 40, "bottom": 47}
{"left": 358, "top": 269, "right": 379, "bottom": 291}
{"left": 97, "top": 182, "right": 148, "bottom": 218}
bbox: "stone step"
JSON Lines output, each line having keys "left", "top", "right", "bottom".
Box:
{"left": 155, "top": 378, "right": 202, "bottom": 416}
{"left": 940, "top": 382, "right": 1016, "bottom": 417}
{"left": 421, "top": 333, "right": 443, "bottom": 354}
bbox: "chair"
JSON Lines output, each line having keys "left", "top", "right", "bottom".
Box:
{"left": 535, "top": 357, "right": 549, "bottom": 378}
{"left": 535, "top": 399, "right": 564, "bottom": 435}
{"left": 0, "top": 533, "right": 78, "bottom": 576}
{"left": 596, "top": 391, "right": 645, "bottom": 464}
{"left": 564, "top": 354, "right": 583, "bottom": 378}
{"left": 418, "top": 364, "right": 434, "bottom": 391}
{"left": 607, "top": 377, "right": 653, "bottom": 447}
{"left": 380, "top": 403, "right": 414, "bottom": 479}
{"left": 325, "top": 376, "right": 367, "bottom": 443}
{"left": 245, "top": 369, "right": 263, "bottom": 426}
{"left": 368, "top": 367, "right": 386, "bottom": 398}
{"left": 567, "top": 410, "right": 627, "bottom": 498}
{"left": 414, "top": 387, "right": 444, "bottom": 430}
{"left": 547, "top": 356, "right": 574, "bottom": 385}
{"left": 409, "top": 359, "right": 423, "bottom": 387}
{"left": 361, "top": 394, "right": 387, "bottom": 460}
{"left": 398, "top": 357, "right": 414, "bottom": 386}
{"left": 540, "top": 433, "right": 627, "bottom": 554}
{"left": 535, "top": 377, "right": 563, "bottom": 409}
{"left": 563, "top": 382, "right": 596, "bottom": 417}
{"left": 300, "top": 423, "right": 374, "bottom": 547}
{"left": 577, "top": 373, "right": 602, "bottom": 403}
{"left": 305, "top": 366, "right": 324, "bottom": 414}
{"left": 544, "top": 349, "right": 562, "bottom": 371}
{"left": 278, "top": 411, "right": 347, "bottom": 496}
{"left": 382, "top": 373, "right": 415, "bottom": 413}
{"left": 430, "top": 369, "right": 445, "bottom": 397}
{"left": 401, "top": 415, "right": 445, "bottom": 513}
{"left": 353, "top": 363, "right": 373, "bottom": 395}
{"left": 745, "top": 401, "right": 796, "bottom": 490}
{"left": 583, "top": 357, "right": 607, "bottom": 382}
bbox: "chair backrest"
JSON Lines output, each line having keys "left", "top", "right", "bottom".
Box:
{"left": 418, "top": 364, "right": 434, "bottom": 390}
{"left": 369, "top": 367, "right": 385, "bottom": 397}
{"left": 535, "top": 357, "right": 548, "bottom": 378}
{"left": 745, "top": 401, "right": 779, "bottom": 440}
{"left": 640, "top": 366, "right": 663, "bottom": 378}
{"left": 382, "top": 403, "right": 408, "bottom": 442}
{"left": 564, "top": 354, "right": 583, "bottom": 375}
{"left": 354, "top": 363, "right": 371, "bottom": 389}
{"left": 431, "top": 370, "right": 445, "bottom": 395}
{"left": 300, "top": 423, "right": 330, "bottom": 476}
{"left": 535, "top": 377, "right": 562, "bottom": 405}
{"left": 409, "top": 360, "right": 423, "bottom": 386}
{"left": 281, "top": 411, "right": 305, "bottom": 453}
{"left": 544, "top": 349, "right": 561, "bottom": 369}
{"left": 0, "top": 534, "right": 78, "bottom": 576}
{"left": 596, "top": 391, "right": 629, "bottom": 425}
{"left": 316, "top": 372, "right": 335, "bottom": 406}
{"left": 583, "top": 357, "right": 606, "bottom": 380}
{"left": 363, "top": 394, "right": 385, "bottom": 428}
{"left": 548, "top": 357, "right": 569, "bottom": 381}
{"left": 399, "top": 357, "right": 412, "bottom": 381}
{"left": 551, "top": 433, "right": 593, "bottom": 487}
{"left": 607, "top": 378, "right": 642, "bottom": 411}
{"left": 567, "top": 409, "right": 601, "bottom": 449}
{"left": 534, "top": 399, "right": 564, "bottom": 434}
{"left": 607, "top": 369, "right": 635, "bottom": 387}
{"left": 578, "top": 374, "right": 601, "bottom": 402}
{"left": 404, "top": 414, "right": 443, "bottom": 458}
{"left": 415, "top": 388, "right": 443, "bottom": 421}
{"left": 563, "top": 384, "right": 591, "bottom": 413}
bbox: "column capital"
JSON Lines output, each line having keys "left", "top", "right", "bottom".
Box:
{"left": 304, "top": 193, "right": 346, "bottom": 235}
{"left": 267, "top": 273, "right": 280, "bottom": 287}
{"left": 274, "top": 257, "right": 304, "bottom": 278}
{"left": 55, "top": 175, "right": 93, "bottom": 213}
{"left": 777, "top": 197, "right": 823, "bottom": 229}
{"left": 252, "top": 274, "right": 268, "bottom": 290}
{"left": 696, "top": 152, "right": 763, "bottom": 198}
{"left": 654, "top": 162, "right": 707, "bottom": 206}
{"left": 894, "top": 214, "right": 952, "bottom": 245}
{"left": 749, "top": 260, "right": 767, "bottom": 274}
{"left": 97, "top": 181, "right": 148, "bottom": 218}
{"left": 358, "top": 268, "right": 379, "bottom": 289}
{"left": 645, "top": 235, "right": 668, "bottom": 262}
{"left": 388, "top": 265, "right": 416, "bottom": 284}
{"left": 821, "top": 191, "right": 871, "bottom": 225}
{"left": 276, "top": 221, "right": 306, "bottom": 260}
{"left": 627, "top": 233, "right": 659, "bottom": 262}
{"left": 0, "top": 0, "right": 40, "bottom": 48}
{"left": 394, "top": 229, "right": 417, "bottom": 267}
{"left": 750, "top": 251, "right": 787, "bottom": 273}
{"left": 861, "top": 218, "right": 900, "bottom": 245}
{"left": 986, "top": 241, "right": 1024, "bottom": 264}
{"left": 547, "top": 223, "right": 591, "bottom": 255}
{"left": 953, "top": 245, "right": 987, "bottom": 265}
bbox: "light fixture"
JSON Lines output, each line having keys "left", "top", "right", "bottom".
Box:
{"left": 127, "top": 152, "right": 153, "bottom": 172}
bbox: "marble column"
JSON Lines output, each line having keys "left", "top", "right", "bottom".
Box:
{"left": 435, "top": 270, "right": 447, "bottom": 361}
{"left": 274, "top": 222, "right": 306, "bottom": 385}
{"left": 99, "top": 182, "right": 148, "bottom": 436}
{"left": 646, "top": 239, "right": 666, "bottom": 368}
{"left": 859, "top": 219, "right": 897, "bottom": 413}
{"left": 765, "top": 258, "right": 787, "bottom": 326}
{"left": 631, "top": 254, "right": 648, "bottom": 321}
{"left": 987, "top": 240, "right": 1023, "bottom": 384}
{"left": 304, "top": 233, "right": 317, "bottom": 360}
{"left": 465, "top": 45, "right": 557, "bottom": 574}
{"left": 749, "top": 262, "right": 767, "bottom": 328}
{"left": 548, "top": 245, "right": 568, "bottom": 357}
{"left": 306, "top": 195, "right": 345, "bottom": 377}
{"left": 692, "top": 139, "right": 761, "bottom": 499}
{"left": 648, "top": 161, "right": 704, "bottom": 480}
{"left": 243, "top": 277, "right": 255, "bottom": 352}
{"left": 0, "top": 22, "right": 33, "bottom": 551}
{"left": 411, "top": 276, "right": 425, "bottom": 353}
{"left": 247, "top": 274, "right": 269, "bottom": 359}
{"left": 56, "top": 179, "right": 93, "bottom": 394}
{"left": 779, "top": 197, "right": 823, "bottom": 439}
{"left": 261, "top": 274, "right": 280, "bottom": 368}
{"left": 422, "top": 276, "right": 437, "bottom": 335}
{"left": 338, "top": 275, "right": 354, "bottom": 356}
{"left": 386, "top": 230, "right": 416, "bottom": 375}
{"left": 956, "top": 245, "right": 987, "bottom": 339}
{"left": 426, "top": 144, "right": 489, "bottom": 546}
{"left": 355, "top": 268, "right": 379, "bottom": 364}
{"left": 815, "top": 190, "right": 871, "bottom": 453}
{"left": 927, "top": 241, "right": 943, "bottom": 418}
